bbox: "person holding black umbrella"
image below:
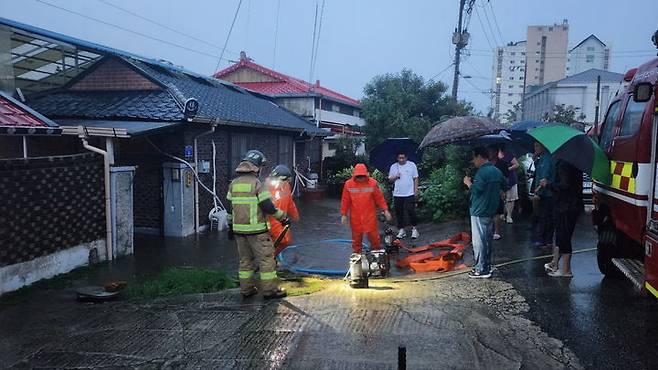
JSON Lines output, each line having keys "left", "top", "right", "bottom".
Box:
{"left": 388, "top": 152, "right": 420, "bottom": 239}
{"left": 540, "top": 159, "right": 583, "bottom": 277}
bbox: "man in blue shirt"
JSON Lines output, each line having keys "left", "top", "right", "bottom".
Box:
{"left": 463, "top": 147, "right": 507, "bottom": 278}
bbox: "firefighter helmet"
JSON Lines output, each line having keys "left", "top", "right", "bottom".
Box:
{"left": 242, "top": 150, "right": 266, "bottom": 167}
{"left": 270, "top": 165, "right": 293, "bottom": 180}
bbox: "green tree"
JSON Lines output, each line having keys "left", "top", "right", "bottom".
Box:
{"left": 361, "top": 69, "right": 473, "bottom": 148}
{"left": 502, "top": 102, "right": 521, "bottom": 124}
{"left": 542, "top": 104, "right": 586, "bottom": 123}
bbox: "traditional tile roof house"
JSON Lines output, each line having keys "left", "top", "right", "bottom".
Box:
{"left": 215, "top": 52, "right": 365, "bottom": 157}
{"left": 2, "top": 17, "right": 325, "bottom": 237}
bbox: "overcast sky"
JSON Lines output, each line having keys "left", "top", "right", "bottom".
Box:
{"left": 3, "top": 0, "right": 657, "bottom": 113}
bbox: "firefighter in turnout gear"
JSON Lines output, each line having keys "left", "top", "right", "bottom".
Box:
{"left": 227, "top": 150, "right": 289, "bottom": 299}
{"left": 267, "top": 165, "right": 299, "bottom": 256}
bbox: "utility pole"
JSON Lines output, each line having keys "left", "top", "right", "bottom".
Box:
{"left": 594, "top": 75, "right": 601, "bottom": 125}
{"left": 451, "top": 0, "right": 469, "bottom": 100}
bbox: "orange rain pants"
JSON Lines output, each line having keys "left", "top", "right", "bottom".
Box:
{"left": 340, "top": 164, "right": 388, "bottom": 253}
{"left": 267, "top": 179, "right": 299, "bottom": 254}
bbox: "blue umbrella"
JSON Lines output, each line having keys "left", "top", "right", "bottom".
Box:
{"left": 508, "top": 120, "right": 556, "bottom": 151}
{"left": 369, "top": 138, "right": 422, "bottom": 173}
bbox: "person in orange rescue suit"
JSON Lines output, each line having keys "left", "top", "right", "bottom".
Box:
{"left": 227, "top": 150, "right": 289, "bottom": 300}
{"left": 340, "top": 163, "right": 392, "bottom": 253}
{"left": 266, "top": 165, "right": 299, "bottom": 256}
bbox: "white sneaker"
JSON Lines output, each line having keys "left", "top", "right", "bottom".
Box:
{"left": 411, "top": 227, "right": 419, "bottom": 239}
{"left": 396, "top": 228, "right": 407, "bottom": 239}
{"left": 493, "top": 233, "right": 502, "bottom": 240}
{"left": 506, "top": 216, "right": 513, "bottom": 224}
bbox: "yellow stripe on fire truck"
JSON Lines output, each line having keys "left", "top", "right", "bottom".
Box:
{"left": 610, "top": 160, "right": 636, "bottom": 193}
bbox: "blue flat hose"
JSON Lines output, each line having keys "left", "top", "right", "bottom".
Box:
{"left": 277, "top": 239, "right": 369, "bottom": 276}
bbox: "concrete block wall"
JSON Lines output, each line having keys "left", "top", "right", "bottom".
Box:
{"left": 0, "top": 153, "right": 106, "bottom": 294}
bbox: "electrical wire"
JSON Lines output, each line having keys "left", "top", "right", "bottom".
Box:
{"left": 479, "top": 2, "right": 501, "bottom": 46}
{"left": 310, "top": 0, "right": 326, "bottom": 85}
{"left": 146, "top": 137, "right": 226, "bottom": 210}
{"left": 480, "top": 3, "right": 505, "bottom": 45}
{"left": 35, "top": 0, "right": 233, "bottom": 62}
{"left": 473, "top": 4, "right": 494, "bottom": 51}
{"left": 308, "top": 2, "right": 319, "bottom": 85}
{"left": 214, "top": 0, "right": 244, "bottom": 74}
{"left": 429, "top": 62, "right": 455, "bottom": 81}
{"left": 272, "top": 0, "right": 281, "bottom": 68}
{"left": 96, "top": 0, "right": 238, "bottom": 56}
{"left": 484, "top": 0, "right": 505, "bottom": 45}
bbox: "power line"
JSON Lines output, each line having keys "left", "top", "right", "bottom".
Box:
{"left": 461, "top": 75, "right": 491, "bottom": 95}
{"left": 486, "top": 0, "right": 505, "bottom": 45}
{"left": 214, "top": 0, "right": 243, "bottom": 74}
{"left": 273, "top": 0, "right": 281, "bottom": 68}
{"left": 469, "top": 48, "right": 655, "bottom": 55}
{"left": 96, "top": 0, "right": 237, "bottom": 56}
{"left": 479, "top": 2, "right": 501, "bottom": 46}
{"left": 310, "top": 0, "right": 326, "bottom": 85}
{"left": 308, "top": 2, "right": 319, "bottom": 85}
{"left": 473, "top": 4, "right": 494, "bottom": 50}
{"left": 36, "top": 0, "right": 235, "bottom": 62}
{"left": 429, "top": 62, "right": 455, "bottom": 81}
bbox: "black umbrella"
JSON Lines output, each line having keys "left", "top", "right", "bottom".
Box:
{"left": 455, "top": 131, "right": 528, "bottom": 157}
{"left": 419, "top": 116, "right": 504, "bottom": 149}
{"left": 369, "top": 138, "right": 422, "bottom": 173}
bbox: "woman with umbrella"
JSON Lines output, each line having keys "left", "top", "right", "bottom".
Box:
{"left": 524, "top": 124, "right": 610, "bottom": 278}
{"left": 539, "top": 159, "right": 583, "bottom": 277}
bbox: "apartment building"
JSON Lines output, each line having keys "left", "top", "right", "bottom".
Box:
{"left": 525, "top": 20, "right": 569, "bottom": 89}
{"left": 491, "top": 41, "right": 527, "bottom": 120}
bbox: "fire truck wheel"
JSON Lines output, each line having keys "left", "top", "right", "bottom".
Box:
{"left": 597, "top": 228, "right": 621, "bottom": 278}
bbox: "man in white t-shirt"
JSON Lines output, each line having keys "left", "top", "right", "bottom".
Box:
{"left": 388, "top": 152, "right": 420, "bottom": 239}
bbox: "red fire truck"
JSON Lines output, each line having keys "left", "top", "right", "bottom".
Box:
{"left": 592, "top": 32, "right": 658, "bottom": 297}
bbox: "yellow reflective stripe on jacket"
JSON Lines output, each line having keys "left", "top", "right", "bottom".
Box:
{"left": 258, "top": 191, "right": 271, "bottom": 202}
{"left": 260, "top": 271, "right": 277, "bottom": 280}
{"left": 231, "top": 196, "right": 259, "bottom": 204}
{"left": 239, "top": 270, "right": 254, "bottom": 279}
{"left": 232, "top": 183, "right": 252, "bottom": 193}
{"left": 233, "top": 223, "right": 268, "bottom": 232}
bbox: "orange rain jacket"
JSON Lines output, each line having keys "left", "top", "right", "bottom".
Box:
{"left": 340, "top": 164, "right": 388, "bottom": 233}
{"left": 267, "top": 179, "right": 299, "bottom": 253}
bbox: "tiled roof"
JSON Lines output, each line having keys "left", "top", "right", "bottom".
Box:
{"left": 30, "top": 89, "right": 184, "bottom": 121}
{"left": 214, "top": 56, "right": 361, "bottom": 107}
{"left": 130, "top": 59, "right": 326, "bottom": 133}
{"left": 2, "top": 18, "right": 325, "bottom": 136}
{"left": 27, "top": 56, "right": 326, "bottom": 135}
{"left": 558, "top": 69, "right": 623, "bottom": 85}
{"left": 0, "top": 91, "right": 60, "bottom": 135}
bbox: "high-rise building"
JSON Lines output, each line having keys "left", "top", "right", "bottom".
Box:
{"left": 525, "top": 20, "right": 569, "bottom": 89}
{"left": 567, "top": 35, "right": 610, "bottom": 76}
{"left": 491, "top": 41, "right": 527, "bottom": 120}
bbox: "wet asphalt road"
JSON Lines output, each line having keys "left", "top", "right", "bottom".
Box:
{"left": 2, "top": 198, "right": 658, "bottom": 369}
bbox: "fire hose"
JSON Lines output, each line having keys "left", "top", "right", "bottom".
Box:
{"left": 389, "top": 247, "right": 597, "bottom": 283}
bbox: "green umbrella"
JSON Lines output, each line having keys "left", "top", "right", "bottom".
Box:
{"left": 527, "top": 124, "right": 610, "bottom": 185}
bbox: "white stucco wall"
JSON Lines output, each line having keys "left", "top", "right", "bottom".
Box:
{"left": 0, "top": 239, "right": 106, "bottom": 294}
